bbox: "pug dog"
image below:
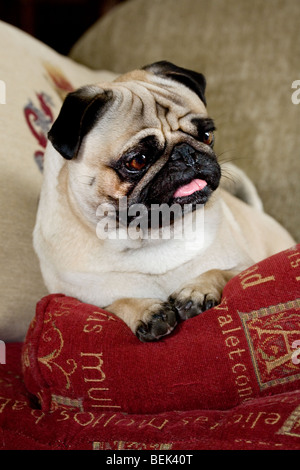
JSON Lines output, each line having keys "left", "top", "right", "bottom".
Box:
{"left": 33, "top": 61, "right": 295, "bottom": 342}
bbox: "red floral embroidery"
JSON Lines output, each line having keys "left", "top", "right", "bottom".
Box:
{"left": 24, "top": 64, "right": 74, "bottom": 171}
{"left": 24, "top": 92, "right": 54, "bottom": 171}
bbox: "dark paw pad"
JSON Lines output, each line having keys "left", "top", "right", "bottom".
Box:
{"left": 170, "top": 294, "right": 219, "bottom": 320}
{"left": 136, "top": 304, "right": 177, "bottom": 342}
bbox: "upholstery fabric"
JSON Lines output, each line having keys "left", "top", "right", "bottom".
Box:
{"left": 0, "top": 246, "right": 299, "bottom": 449}
{"left": 1, "top": 343, "right": 300, "bottom": 450}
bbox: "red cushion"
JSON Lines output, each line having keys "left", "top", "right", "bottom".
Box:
{"left": 1, "top": 343, "right": 300, "bottom": 450}
{"left": 22, "top": 244, "right": 300, "bottom": 415}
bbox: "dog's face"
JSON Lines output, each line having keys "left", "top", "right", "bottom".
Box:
{"left": 48, "top": 61, "right": 221, "bottom": 229}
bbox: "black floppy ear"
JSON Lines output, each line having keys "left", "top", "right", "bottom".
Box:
{"left": 48, "top": 86, "right": 113, "bottom": 160}
{"left": 143, "top": 61, "right": 207, "bottom": 106}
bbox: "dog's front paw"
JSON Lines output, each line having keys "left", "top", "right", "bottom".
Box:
{"left": 136, "top": 302, "right": 177, "bottom": 342}
{"left": 169, "top": 285, "right": 221, "bottom": 320}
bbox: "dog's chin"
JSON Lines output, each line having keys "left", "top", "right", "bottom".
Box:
{"left": 116, "top": 183, "right": 217, "bottom": 231}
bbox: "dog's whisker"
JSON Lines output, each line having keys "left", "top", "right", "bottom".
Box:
{"left": 220, "top": 173, "right": 236, "bottom": 182}
{"left": 217, "top": 151, "right": 255, "bottom": 165}
{"left": 76, "top": 175, "right": 96, "bottom": 186}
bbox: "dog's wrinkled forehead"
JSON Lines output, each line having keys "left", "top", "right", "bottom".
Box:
{"left": 113, "top": 68, "right": 206, "bottom": 131}
{"left": 48, "top": 61, "right": 208, "bottom": 161}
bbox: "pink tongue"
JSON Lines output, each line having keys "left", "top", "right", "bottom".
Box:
{"left": 173, "top": 179, "right": 207, "bottom": 198}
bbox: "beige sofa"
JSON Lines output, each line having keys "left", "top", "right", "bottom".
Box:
{"left": 0, "top": 0, "right": 299, "bottom": 342}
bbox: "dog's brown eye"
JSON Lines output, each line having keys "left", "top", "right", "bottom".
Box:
{"left": 126, "top": 154, "right": 147, "bottom": 171}
{"left": 202, "top": 131, "right": 214, "bottom": 146}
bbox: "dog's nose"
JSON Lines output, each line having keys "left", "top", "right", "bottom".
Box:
{"left": 170, "top": 143, "right": 198, "bottom": 166}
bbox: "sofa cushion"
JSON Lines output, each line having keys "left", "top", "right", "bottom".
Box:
{"left": 70, "top": 0, "right": 300, "bottom": 242}
{"left": 0, "top": 21, "right": 116, "bottom": 341}
{"left": 22, "top": 245, "right": 300, "bottom": 415}
{"left": 1, "top": 344, "right": 300, "bottom": 450}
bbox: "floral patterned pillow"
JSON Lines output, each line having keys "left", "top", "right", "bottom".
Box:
{"left": 0, "top": 20, "right": 115, "bottom": 341}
